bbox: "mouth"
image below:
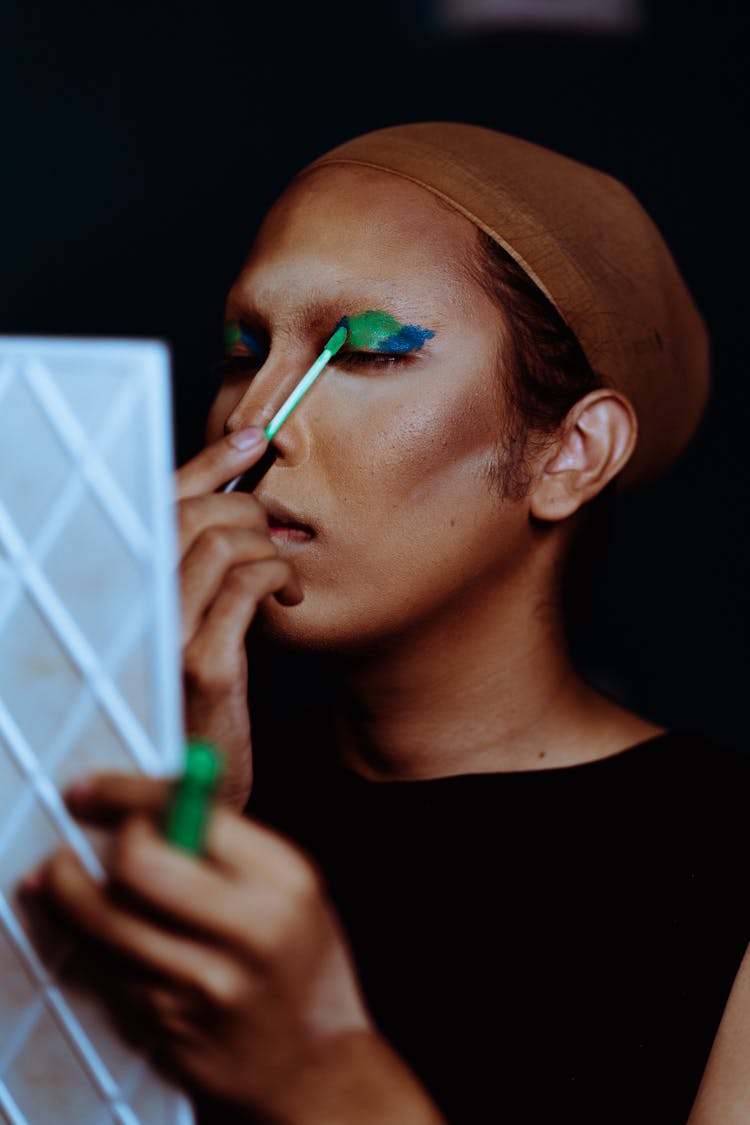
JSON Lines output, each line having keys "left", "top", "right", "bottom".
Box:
{"left": 262, "top": 500, "right": 315, "bottom": 541}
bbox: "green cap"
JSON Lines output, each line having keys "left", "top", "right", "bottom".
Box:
{"left": 162, "top": 739, "right": 225, "bottom": 855}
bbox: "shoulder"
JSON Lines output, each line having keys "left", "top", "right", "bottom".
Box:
{"left": 648, "top": 730, "right": 750, "bottom": 792}
{"left": 614, "top": 729, "right": 749, "bottom": 782}
{"left": 637, "top": 730, "right": 750, "bottom": 861}
{"left": 622, "top": 729, "right": 750, "bottom": 812}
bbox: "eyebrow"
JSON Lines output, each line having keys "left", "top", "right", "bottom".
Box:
{"left": 227, "top": 287, "right": 443, "bottom": 342}
{"left": 227, "top": 296, "right": 346, "bottom": 339}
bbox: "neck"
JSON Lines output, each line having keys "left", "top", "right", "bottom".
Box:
{"left": 330, "top": 577, "right": 659, "bottom": 782}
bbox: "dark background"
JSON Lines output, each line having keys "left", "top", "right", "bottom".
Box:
{"left": 1, "top": 0, "right": 747, "bottom": 753}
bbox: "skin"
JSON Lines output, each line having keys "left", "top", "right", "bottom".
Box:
{"left": 27, "top": 165, "right": 662, "bottom": 1121}
{"left": 209, "top": 167, "right": 526, "bottom": 660}
{"left": 687, "top": 945, "right": 750, "bottom": 1124}
{"left": 209, "top": 165, "right": 658, "bottom": 779}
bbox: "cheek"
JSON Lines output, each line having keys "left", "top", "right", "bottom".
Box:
{"left": 260, "top": 374, "right": 523, "bottom": 649}
{"left": 318, "top": 373, "right": 502, "bottom": 515}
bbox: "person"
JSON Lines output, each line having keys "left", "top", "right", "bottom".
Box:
{"left": 23, "top": 122, "right": 750, "bottom": 1123}
{"left": 687, "top": 945, "right": 750, "bottom": 1123}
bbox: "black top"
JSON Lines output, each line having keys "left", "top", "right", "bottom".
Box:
{"left": 244, "top": 724, "right": 750, "bottom": 1124}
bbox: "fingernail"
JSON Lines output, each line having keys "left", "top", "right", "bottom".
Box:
{"left": 19, "top": 868, "right": 43, "bottom": 895}
{"left": 229, "top": 426, "right": 265, "bottom": 451}
{"left": 64, "top": 778, "right": 94, "bottom": 806}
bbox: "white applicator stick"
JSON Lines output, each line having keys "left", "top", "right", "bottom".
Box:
{"left": 222, "top": 322, "right": 348, "bottom": 493}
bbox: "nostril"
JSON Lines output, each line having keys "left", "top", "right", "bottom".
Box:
{"left": 232, "top": 445, "right": 279, "bottom": 492}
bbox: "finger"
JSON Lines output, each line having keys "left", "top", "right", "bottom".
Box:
{"left": 64, "top": 959, "right": 167, "bottom": 1053}
{"left": 180, "top": 527, "right": 281, "bottom": 645}
{"left": 177, "top": 492, "right": 268, "bottom": 558}
{"left": 42, "top": 848, "right": 246, "bottom": 1005}
{"left": 63, "top": 781, "right": 322, "bottom": 956}
{"left": 269, "top": 562, "right": 304, "bottom": 607}
{"left": 65, "top": 773, "right": 172, "bottom": 826}
{"left": 64, "top": 773, "right": 309, "bottom": 890}
{"left": 102, "top": 813, "right": 324, "bottom": 961}
{"left": 99, "top": 817, "right": 262, "bottom": 947}
{"left": 124, "top": 980, "right": 203, "bottom": 1042}
{"left": 176, "top": 429, "right": 268, "bottom": 500}
{"left": 183, "top": 558, "right": 301, "bottom": 700}
{"left": 183, "top": 559, "right": 302, "bottom": 693}
{"left": 203, "top": 804, "right": 320, "bottom": 895}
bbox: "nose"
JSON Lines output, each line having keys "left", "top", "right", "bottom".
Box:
{"left": 224, "top": 359, "right": 311, "bottom": 466}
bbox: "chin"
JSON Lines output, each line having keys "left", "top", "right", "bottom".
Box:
{"left": 256, "top": 599, "right": 396, "bottom": 657}
{"left": 257, "top": 600, "right": 349, "bottom": 653}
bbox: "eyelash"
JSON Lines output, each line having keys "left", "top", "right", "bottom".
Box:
{"left": 338, "top": 351, "right": 407, "bottom": 369}
{"left": 212, "top": 350, "right": 408, "bottom": 383}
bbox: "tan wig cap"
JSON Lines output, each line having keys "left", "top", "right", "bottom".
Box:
{"left": 302, "top": 122, "right": 710, "bottom": 488}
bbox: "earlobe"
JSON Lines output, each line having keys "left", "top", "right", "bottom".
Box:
{"left": 529, "top": 390, "right": 638, "bottom": 522}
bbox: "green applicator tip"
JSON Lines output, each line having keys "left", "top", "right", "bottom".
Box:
{"left": 325, "top": 323, "right": 348, "bottom": 356}
{"left": 163, "top": 739, "right": 225, "bottom": 855}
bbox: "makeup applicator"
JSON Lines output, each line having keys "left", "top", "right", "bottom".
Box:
{"left": 222, "top": 322, "right": 348, "bottom": 493}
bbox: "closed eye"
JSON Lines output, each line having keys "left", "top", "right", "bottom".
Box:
{"left": 213, "top": 349, "right": 411, "bottom": 385}
{"left": 336, "top": 351, "right": 411, "bottom": 370}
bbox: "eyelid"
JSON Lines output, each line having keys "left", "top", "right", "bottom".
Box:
{"left": 225, "top": 317, "right": 269, "bottom": 357}
{"left": 337, "top": 350, "right": 414, "bottom": 366}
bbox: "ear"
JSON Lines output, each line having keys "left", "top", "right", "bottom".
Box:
{"left": 529, "top": 390, "right": 638, "bottom": 522}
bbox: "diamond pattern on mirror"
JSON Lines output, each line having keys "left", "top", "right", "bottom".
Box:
{"left": 114, "top": 626, "right": 157, "bottom": 743}
{"left": 98, "top": 385, "right": 153, "bottom": 529}
{"left": 47, "top": 703, "right": 136, "bottom": 866}
{"left": 0, "top": 338, "right": 189, "bottom": 1125}
{"left": 0, "top": 593, "right": 85, "bottom": 759}
{"left": 0, "top": 372, "right": 73, "bottom": 543}
{"left": 0, "top": 798, "right": 72, "bottom": 974}
{"left": 36, "top": 352, "right": 129, "bottom": 435}
{"left": 48, "top": 704, "right": 136, "bottom": 791}
{"left": 127, "top": 1069, "right": 189, "bottom": 1125}
{"left": 0, "top": 734, "right": 27, "bottom": 825}
{"left": 0, "top": 540, "right": 14, "bottom": 597}
{"left": 4, "top": 1004, "right": 112, "bottom": 1125}
{"left": 57, "top": 950, "right": 145, "bottom": 1095}
{"left": 0, "top": 795, "right": 63, "bottom": 906}
{"left": 40, "top": 490, "right": 144, "bottom": 661}
{"left": 0, "top": 928, "right": 42, "bottom": 1072}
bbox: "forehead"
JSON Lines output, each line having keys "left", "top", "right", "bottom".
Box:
{"left": 230, "top": 166, "right": 481, "bottom": 313}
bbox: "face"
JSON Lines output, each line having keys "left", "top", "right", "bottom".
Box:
{"left": 207, "top": 166, "right": 537, "bottom": 652}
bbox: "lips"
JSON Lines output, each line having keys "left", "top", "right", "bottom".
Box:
{"left": 260, "top": 499, "right": 315, "bottom": 539}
